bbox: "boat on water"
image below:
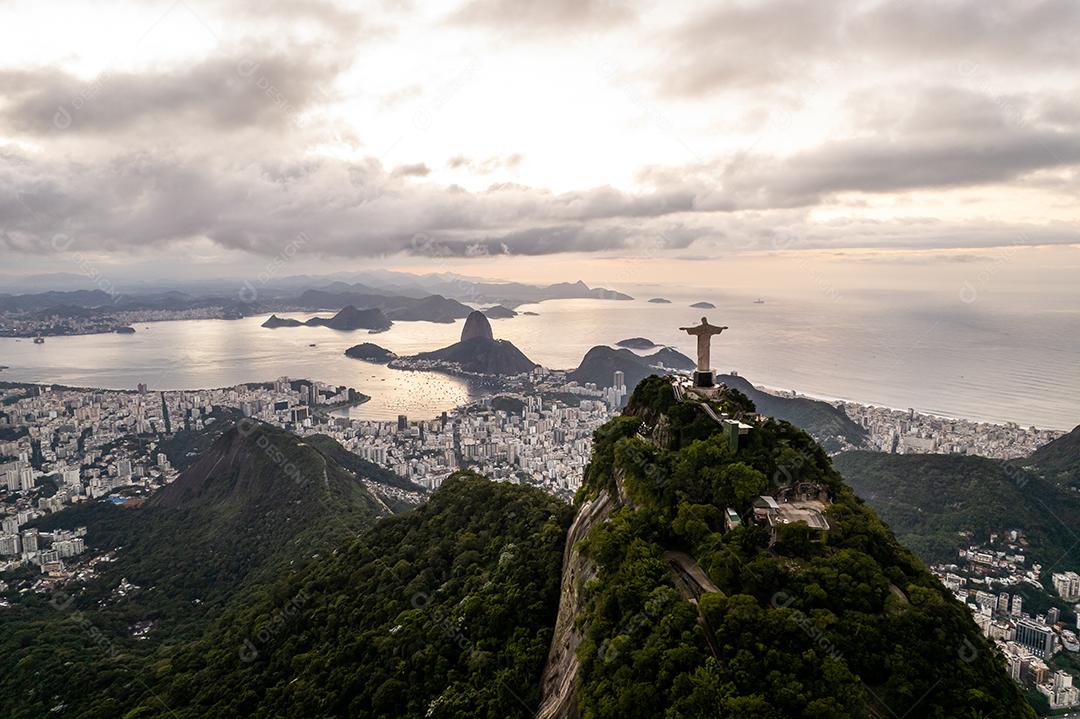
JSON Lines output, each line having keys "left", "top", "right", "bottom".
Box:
{"left": 33, "top": 335, "right": 45, "bottom": 344}
{"left": 753, "top": 298, "right": 765, "bottom": 304}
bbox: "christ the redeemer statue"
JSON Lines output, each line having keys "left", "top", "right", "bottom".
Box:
{"left": 680, "top": 317, "right": 727, "bottom": 388}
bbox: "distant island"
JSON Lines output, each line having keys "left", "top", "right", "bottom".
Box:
{"left": 483, "top": 305, "right": 517, "bottom": 319}
{"left": 261, "top": 306, "right": 392, "bottom": 332}
{"left": 261, "top": 314, "right": 303, "bottom": 328}
{"left": 690, "top": 301, "right": 715, "bottom": 309}
{"left": 521, "top": 311, "right": 539, "bottom": 316}
{"left": 615, "top": 337, "right": 658, "bottom": 349}
{"left": 647, "top": 297, "right": 671, "bottom": 304}
{"left": 306, "top": 305, "right": 392, "bottom": 332}
{"left": 114, "top": 326, "right": 136, "bottom": 334}
{"left": 344, "top": 343, "right": 397, "bottom": 363}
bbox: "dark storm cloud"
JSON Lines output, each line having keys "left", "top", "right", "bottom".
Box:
{"left": 660, "top": 0, "right": 1080, "bottom": 96}
{"left": 641, "top": 86, "right": 1080, "bottom": 209}
{"left": 719, "top": 129, "right": 1080, "bottom": 209}
{"left": 4, "top": 82, "right": 1078, "bottom": 260}
{"left": 2, "top": 0, "right": 1078, "bottom": 265}
{"left": 0, "top": 52, "right": 340, "bottom": 135}
{"left": 0, "top": 149, "right": 702, "bottom": 258}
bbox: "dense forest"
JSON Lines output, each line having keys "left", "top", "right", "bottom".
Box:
{"left": 565, "top": 376, "right": 1032, "bottom": 718}
{"left": 0, "top": 422, "right": 397, "bottom": 717}
{"left": 0, "top": 377, "right": 1038, "bottom": 717}
{"left": 1019, "top": 424, "right": 1080, "bottom": 489}
{"left": 717, "top": 373, "right": 869, "bottom": 452}
{"left": 835, "top": 450, "right": 1080, "bottom": 571}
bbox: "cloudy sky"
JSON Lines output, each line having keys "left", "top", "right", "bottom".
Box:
{"left": 1, "top": 0, "right": 1078, "bottom": 284}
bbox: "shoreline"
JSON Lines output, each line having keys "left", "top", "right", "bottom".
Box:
{"left": 2, "top": 371, "right": 1071, "bottom": 433}
{"left": 2, "top": 367, "right": 1071, "bottom": 433}
{"left": 750, "top": 379, "right": 1072, "bottom": 433}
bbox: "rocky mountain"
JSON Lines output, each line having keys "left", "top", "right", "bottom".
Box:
{"left": 718, "top": 373, "right": 869, "bottom": 452}
{"left": 413, "top": 310, "right": 537, "bottom": 375}
{"left": 460, "top": 310, "right": 495, "bottom": 341}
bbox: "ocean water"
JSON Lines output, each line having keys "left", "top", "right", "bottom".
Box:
{"left": 0, "top": 292, "right": 1077, "bottom": 429}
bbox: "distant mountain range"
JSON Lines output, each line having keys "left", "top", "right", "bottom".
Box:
{"left": 0, "top": 276, "right": 631, "bottom": 332}
{"left": 0, "top": 289, "right": 253, "bottom": 318}
{"left": 293, "top": 291, "right": 473, "bottom": 323}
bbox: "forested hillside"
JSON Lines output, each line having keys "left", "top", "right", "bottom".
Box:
{"left": 1019, "top": 423, "right": 1080, "bottom": 488}
{"left": 0, "top": 381, "right": 1035, "bottom": 718}
{"left": 0, "top": 421, "right": 400, "bottom": 718}
{"left": 561, "top": 376, "right": 1032, "bottom": 718}
{"left": 835, "top": 450, "right": 1080, "bottom": 570}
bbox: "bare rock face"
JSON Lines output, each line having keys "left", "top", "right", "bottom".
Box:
{"left": 536, "top": 489, "right": 617, "bottom": 719}
{"left": 460, "top": 310, "right": 494, "bottom": 341}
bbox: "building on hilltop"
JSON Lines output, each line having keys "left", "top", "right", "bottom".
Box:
{"left": 753, "top": 493, "right": 831, "bottom": 546}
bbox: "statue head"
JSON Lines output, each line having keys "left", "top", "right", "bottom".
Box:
{"left": 701, "top": 316, "right": 708, "bottom": 323}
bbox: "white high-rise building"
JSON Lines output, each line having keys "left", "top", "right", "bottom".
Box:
{"left": 19, "top": 466, "right": 34, "bottom": 493}
{"left": 1053, "top": 572, "right": 1080, "bottom": 602}
{"left": 0, "top": 534, "right": 21, "bottom": 556}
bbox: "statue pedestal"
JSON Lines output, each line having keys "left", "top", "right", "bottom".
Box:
{"left": 693, "top": 370, "right": 714, "bottom": 388}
